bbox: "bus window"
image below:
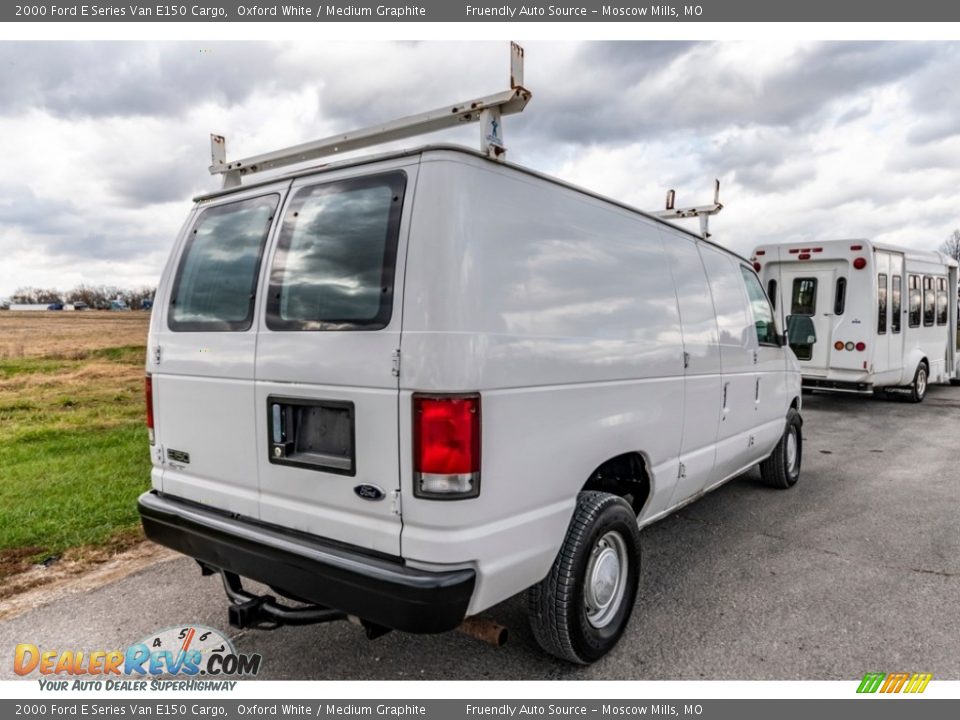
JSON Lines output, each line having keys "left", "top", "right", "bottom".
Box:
{"left": 891, "top": 275, "right": 902, "bottom": 334}
{"left": 791, "top": 278, "right": 817, "bottom": 316}
{"left": 937, "top": 277, "right": 948, "bottom": 325}
{"left": 767, "top": 279, "right": 777, "bottom": 311}
{"left": 834, "top": 277, "right": 846, "bottom": 315}
{"left": 909, "top": 275, "right": 921, "bottom": 327}
{"left": 923, "top": 276, "right": 935, "bottom": 326}
{"left": 877, "top": 273, "right": 887, "bottom": 334}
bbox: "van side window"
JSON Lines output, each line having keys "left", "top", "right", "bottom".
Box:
{"left": 740, "top": 267, "right": 778, "bottom": 346}
{"left": 168, "top": 194, "right": 279, "bottom": 332}
{"left": 791, "top": 278, "right": 817, "bottom": 316}
{"left": 908, "top": 275, "right": 921, "bottom": 327}
{"left": 767, "top": 279, "right": 777, "bottom": 311}
{"left": 266, "top": 172, "right": 406, "bottom": 331}
{"left": 834, "top": 277, "right": 846, "bottom": 315}
{"left": 891, "top": 275, "right": 901, "bottom": 334}
{"left": 936, "top": 277, "right": 948, "bottom": 325}
{"left": 877, "top": 273, "right": 887, "bottom": 334}
{"left": 923, "top": 276, "right": 935, "bottom": 326}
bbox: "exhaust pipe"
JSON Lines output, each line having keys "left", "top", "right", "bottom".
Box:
{"left": 457, "top": 616, "right": 508, "bottom": 647}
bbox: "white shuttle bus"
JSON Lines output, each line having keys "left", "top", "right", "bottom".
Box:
{"left": 752, "top": 239, "right": 958, "bottom": 401}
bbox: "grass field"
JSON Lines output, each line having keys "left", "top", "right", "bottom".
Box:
{"left": 0, "top": 311, "right": 152, "bottom": 584}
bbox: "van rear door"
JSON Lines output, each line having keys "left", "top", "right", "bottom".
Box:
{"left": 153, "top": 184, "right": 288, "bottom": 518}
{"left": 253, "top": 163, "right": 415, "bottom": 557}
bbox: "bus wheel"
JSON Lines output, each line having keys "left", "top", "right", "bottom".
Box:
{"left": 908, "top": 361, "right": 928, "bottom": 403}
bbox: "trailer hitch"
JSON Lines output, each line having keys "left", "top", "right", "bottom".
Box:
{"left": 218, "top": 569, "right": 347, "bottom": 629}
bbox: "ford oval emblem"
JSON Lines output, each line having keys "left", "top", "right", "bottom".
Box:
{"left": 354, "top": 484, "right": 385, "bottom": 501}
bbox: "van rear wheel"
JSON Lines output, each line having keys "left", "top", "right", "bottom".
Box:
{"left": 526, "top": 491, "right": 641, "bottom": 664}
{"left": 759, "top": 408, "right": 802, "bottom": 489}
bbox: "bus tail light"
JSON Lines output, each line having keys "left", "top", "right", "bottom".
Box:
{"left": 834, "top": 341, "right": 844, "bottom": 351}
{"left": 856, "top": 342, "right": 866, "bottom": 352}
{"left": 853, "top": 257, "right": 867, "bottom": 269}
{"left": 413, "top": 394, "right": 481, "bottom": 499}
{"left": 145, "top": 374, "right": 155, "bottom": 445}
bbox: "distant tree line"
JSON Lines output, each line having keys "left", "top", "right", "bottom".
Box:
{"left": 940, "top": 229, "right": 960, "bottom": 265}
{"left": 9, "top": 284, "right": 156, "bottom": 310}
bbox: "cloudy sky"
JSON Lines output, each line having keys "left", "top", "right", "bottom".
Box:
{"left": 1, "top": 40, "right": 958, "bottom": 298}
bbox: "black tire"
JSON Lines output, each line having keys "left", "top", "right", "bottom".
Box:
{"left": 908, "top": 361, "right": 928, "bottom": 403}
{"left": 526, "top": 491, "right": 641, "bottom": 664}
{"left": 759, "top": 408, "right": 802, "bottom": 489}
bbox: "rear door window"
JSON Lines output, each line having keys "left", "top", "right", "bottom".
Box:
{"left": 168, "top": 194, "right": 279, "bottom": 332}
{"left": 791, "top": 278, "right": 817, "bottom": 315}
{"left": 891, "top": 275, "right": 902, "bottom": 333}
{"left": 266, "top": 172, "right": 406, "bottom": 331}
{"left": 923, "top": 276, "right": 935, "bottom": 326}
{"left": 877, "top": 273, "right": 887, "bottom": 335}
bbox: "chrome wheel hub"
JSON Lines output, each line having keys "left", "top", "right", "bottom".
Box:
{"left": 917, "top": 368, "right": 927, "bottom": 397}
{"left": 786, "top": 428, "right": 798, "bottom": 474}
{"left": 585, "top": 531, "right": 629, "bottom": 629}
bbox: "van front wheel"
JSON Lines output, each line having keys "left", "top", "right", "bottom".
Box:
{"left": 759, "top": 408, "right": 802, "bottom": 489}
{"left": 526, "top": 491, "right": 641, "bottom": 664}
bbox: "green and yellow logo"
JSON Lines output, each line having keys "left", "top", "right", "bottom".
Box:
{"left": 857, "top": 672, "right": 932, "bottom": 694}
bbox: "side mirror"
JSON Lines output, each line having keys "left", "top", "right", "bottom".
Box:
{"left": 786, "top": 314, "right": 817, "bottom": 345}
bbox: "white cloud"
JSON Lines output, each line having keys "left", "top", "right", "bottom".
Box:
{"left": 0, "top": 40, "right": 959, "bottom": 298}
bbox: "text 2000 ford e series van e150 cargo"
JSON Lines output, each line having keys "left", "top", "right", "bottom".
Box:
{"left": 138, "top": 46, "right": 803, "bottom": 664}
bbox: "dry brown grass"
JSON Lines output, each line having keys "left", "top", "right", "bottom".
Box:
{"left": 0, "top": 310, "right": 150, "bottom": 359}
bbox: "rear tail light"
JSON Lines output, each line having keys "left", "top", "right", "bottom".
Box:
{"left": 845, "top": 342, "right": 855, "bottom": 351}
{"left": 145, "top": 374, "right": 155, "bottom": 445}
{"left": 798, "top": 253, "right": 811, "bottom": 260}
{"left": 834, "top": 341, "right": 845, "bottom": 351}
{"left": 753, "top": 261, "right": 761, "bottom": 271}
{"left": 856, "top": 342, "right": 866, "bottom": 352}
{"left": 853, "top": 257, "right": 867, "bottom": 269}
{"left": 850, "top": 244, "right": 863, "bottom": 251}
{"left": 413, "top": 394, "right": 480, "bottom": 499}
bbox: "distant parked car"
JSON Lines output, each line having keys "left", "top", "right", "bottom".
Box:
{"left": 47, "top": 302, "right": 64, "bottom": 311}
{"left": 73, "top": 302, "right": 88, "bottom": 311}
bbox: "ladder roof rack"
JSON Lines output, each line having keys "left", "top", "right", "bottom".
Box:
{"left": 209, "top": 43, "right": 531, "bottom": 189}
{"left": 651, "top": 179, "right": 724, "bottom": 238}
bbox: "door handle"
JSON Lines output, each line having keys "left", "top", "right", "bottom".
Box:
{"left": 755, "top": 377, "right": 761, "bottom": 402}
{"left": 722, "top": 382, "right": 729, "bottom": 411}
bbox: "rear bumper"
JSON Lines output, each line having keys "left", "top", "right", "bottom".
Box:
{"left": 138, "top": 491, "right": 475, "bottom": 634}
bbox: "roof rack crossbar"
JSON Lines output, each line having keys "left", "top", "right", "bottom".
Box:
{"left": 210, "top": 43, "right": 531, "bottom": 189}
{"left": 651, "top": 179, "right": 723, "bottom": 238}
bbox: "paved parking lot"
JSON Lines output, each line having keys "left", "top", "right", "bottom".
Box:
{"left": 2, "top": 386, "right": 958, "bottom": 680}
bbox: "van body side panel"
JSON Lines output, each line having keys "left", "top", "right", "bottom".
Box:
{"left": 252, "top": 160, "right": 418, "bottom": 557}
{"left": 699, "top": 247, "right": 767, "bottom": 482}
{"left": 658, "top": 230, "right": 722, "bottom": 506}
{"left": 152, "top": 183, "right": 290, "bottom": 519}
{"left": 399, "top": 153, "right": 685, "bottom": 614}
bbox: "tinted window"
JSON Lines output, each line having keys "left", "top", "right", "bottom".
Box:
{"left": 937, "top": 277, "right": 948, "bottom": 325}
{"left": 169, "top": 194, "right": 279, "bottom": 332}
{"left": 266, "top": 172, "right": 406, "bottom": 331}
{"left": 923, "top": 276, "right": 935, "bottom": 326}
{"left": 891, "top": 275, "right": 901, "bottom": 334}
{"left": 877, "top": 273, "right": 887, "bottom": 335}
{"left": 834, "top": 277, "right": 846, "bottom": 315}
{"left": 791, "top": 278, "right": 817, "bottom": 315}
{"left": 741, "top": 267, "right": 778, "bottom": 345}
{"left": 909, "top": 274, "right": 921, "bottom": 327}
{"left": 767, "top": 279, "right": 777, "bottom": 311}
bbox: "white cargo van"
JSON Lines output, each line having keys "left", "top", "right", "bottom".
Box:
{"left": 139, "top": 49, "right": 803, "bottom": 663}
{"left": 752, "top": 239, "right": 958, "bottom": 401}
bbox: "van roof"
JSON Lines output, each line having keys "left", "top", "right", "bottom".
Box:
{"left": 193, "top": 143, "right": 749, "bottom": 264}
